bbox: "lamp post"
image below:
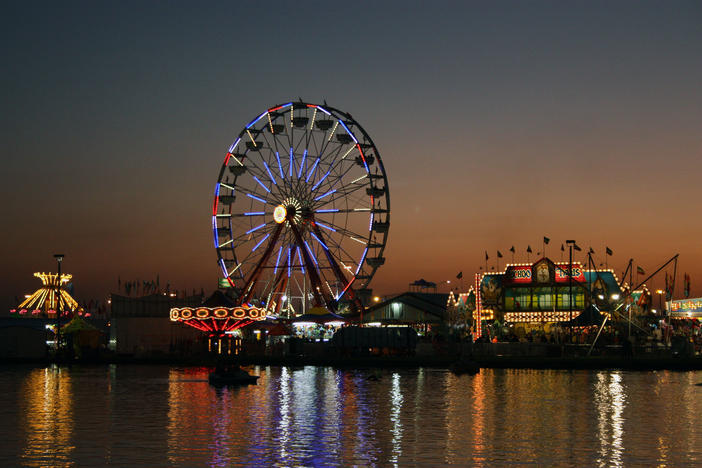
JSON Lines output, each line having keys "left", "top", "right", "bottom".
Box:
{"left": 565, "top": 240, "right": 577, "bottom": 342}
{"left": 656, "top": 290, "right": 663, "bottom": 315}
{"left": 54, "top": 254, "right": 64, "bottom": 357}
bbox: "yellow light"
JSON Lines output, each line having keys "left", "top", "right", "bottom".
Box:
{"left": 373, "top": 296, "right": 380, "bottom": 302}
{"left": 273, "top": 205, "right": 286, "bottom": 224}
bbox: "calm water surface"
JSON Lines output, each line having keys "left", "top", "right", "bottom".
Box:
{"left": 0, "top": 365, "right": 700, "bottom": 466}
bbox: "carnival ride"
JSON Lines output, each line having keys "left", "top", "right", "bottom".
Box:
{"left": 212, "top": 101, "right": 390, "bottom": 315}
{"left": 169, "top": 290, "right": 266, "bottom": 337}
{"left": 12, "top": 272, "right": 80, "bottom": 317}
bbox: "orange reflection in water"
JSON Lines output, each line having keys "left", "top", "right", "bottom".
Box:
{"left": 21, "top": 367, "right": 74, "bottom": 468}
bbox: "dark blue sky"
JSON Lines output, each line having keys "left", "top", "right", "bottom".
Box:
{"left": 2, "top": 1, "right": 701, "bottom": 308}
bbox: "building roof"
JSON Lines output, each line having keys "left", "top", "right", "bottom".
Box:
{"left": 584, "top": 270, "right": 623, "bottom": 295}
{"left": 111, "top": 293, "right": 203, "bottom": 317}
{"left": 201, "top": 290, "right": 237, "bottom": 307}
{"left": 0, "top": 317, "right": 51, "bottom": 331}
{"left": 364, "top": 292, "right": 449, "bottom": 321}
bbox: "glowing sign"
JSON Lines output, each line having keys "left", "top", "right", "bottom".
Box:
{"left": 670, "top": 298, "right": 702, "bottom": 314}
{"left": 505, "top": 263, "right": 585, "bottom": 283}
{"left": 273, "top": 205, "right": 286, "bottom": 224}
{"left": 555, "top": 264, "right": 585, "bottom": 283}
{"left": 507, "top": 266, "right": 532, "bottom": 283}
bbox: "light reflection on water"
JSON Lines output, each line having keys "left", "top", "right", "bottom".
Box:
{"left": 0, "top": 365, "right": 701, "bottom": 466}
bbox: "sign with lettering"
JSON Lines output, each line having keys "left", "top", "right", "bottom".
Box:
{"left": 554, "top": 263, "right": 585, "bottom": 283}
{"left": 670, "top": 298, "right": 702, "bottom": 314}
{"left": 506, "top": 266, "right": 532, "bottom": 283}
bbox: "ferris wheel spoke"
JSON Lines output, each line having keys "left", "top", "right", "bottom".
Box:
{"left": 257, "top": 122, "right": 284, "bottom": 160}
{"left": 288, "top": 221, "right": 330, "bottom": 307}
{"left": 319, "top": 142, "right": 355, "bottom": 176}
{"left": 313, "top": 219, "right": 369, "bottom": 246}
{"left": 310, "top": 161, "right": 363, "bottom": 200}
{"left": 312, "top": 225, "right": 360, "bottom": 290}
{"left": 315, "top": 208, "right": 369, "bottom": 214}
{"left": 239, "top": 223, "right": 285, "bottom": 303}
{"left": 297, "top": 149, "right": 308, "bottom": 179}
{"left": 313, "top": 183, "right": 368, "bottom": 208}
{"left": 231, "top": 211, "right": 272, "bottom": 218}
{"left": 230, "top": 221, "right": 274, "bottom": 244}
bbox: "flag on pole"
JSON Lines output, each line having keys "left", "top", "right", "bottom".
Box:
{"left": 526, "top": 245, "right": 532, "bottom": 253}
{"left": 497, "top": 251, "right": 503, "bottom": 258}
{"left": 561, "top": 244, "right": 565, "bottom": 252}
{"left": 485, "top": 251, "right": 489, "bottom": 260}
{"left": 637, "top": 266, "right": 645, "bottom": 275}
{"left": 456, "top": 271, "right": 463, "bottom": 279}
{"left": 606, "top": 247, "right": 613, "bottom": 256}
{"left": 589, "top": 247, "right": 595, "bottom": 254}
{"left": 573, "top": 244, "right": 582, "bottom": 251}
{"left": 509, "top": 246, "right": 515, "bottom": 253}
{"left": 543, "top": 237, "right": 550, "bottom": 245}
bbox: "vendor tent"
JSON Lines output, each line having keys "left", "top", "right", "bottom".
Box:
{"left": 291, "top": 306, "right": 346, "bottom": 324}
{"left": 560, "top": 305, "right": 606, "bottom": 327}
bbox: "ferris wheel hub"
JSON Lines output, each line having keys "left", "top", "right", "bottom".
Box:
{"left": 273, "top": 205, "right": 286, "bottom": 224}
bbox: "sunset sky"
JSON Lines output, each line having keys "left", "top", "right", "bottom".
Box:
{"left": 2, "top": 1, "right": 701, "bottom": 311}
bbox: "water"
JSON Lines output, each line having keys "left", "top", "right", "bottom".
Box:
{"left": 0, "top": 365, "right": 700, "bottom": 467}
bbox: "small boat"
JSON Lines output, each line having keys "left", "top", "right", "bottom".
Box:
{"left": 208, "top": 368, "right": 260, "bottom": 386}
{"left": 450, "top": 360, "right": 480, "bottom": 375}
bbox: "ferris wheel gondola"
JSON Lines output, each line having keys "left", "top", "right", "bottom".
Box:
{"left": 212, "top": 101, "right": 390, "bottom": 314}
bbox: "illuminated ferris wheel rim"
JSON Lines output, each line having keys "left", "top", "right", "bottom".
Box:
{"left": 212, "top": 100, "right": 390, "bottom": 311}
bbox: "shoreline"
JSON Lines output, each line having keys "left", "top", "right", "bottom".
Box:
{"left": 2, "top": 354, "right": 702, "bottom": 371}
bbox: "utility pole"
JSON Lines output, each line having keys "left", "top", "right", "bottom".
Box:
{"left": 565, "top": 240, "right": 577, "bottom": 342}
{"left": 54, "top": 254, "right": 64, "bottom": 359}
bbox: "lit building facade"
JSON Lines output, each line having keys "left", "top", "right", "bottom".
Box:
{"left": 476, "top": 257, "right": 625, "bottom": 327}
{"left": 669, "top": 298, "right": 702, "bottom": 319}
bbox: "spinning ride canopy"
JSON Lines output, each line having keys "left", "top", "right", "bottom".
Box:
{"left": 12, "top": 272, "right": 79, "bottom": 316}
{"left": 212, "top": 101, "right": 390, "bottom": 313}
{"left": 170, "top": 291, "right": 266, "bottom": 336}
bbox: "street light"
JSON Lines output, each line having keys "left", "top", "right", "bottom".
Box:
{"left": 565, "top": 240, "right": 578, "bottom": 341}
{"left": 54, "top": 254, "right": 64, "bottom": 357}
{"left": 656, "top": 289, "right": 664, "bottom": 315}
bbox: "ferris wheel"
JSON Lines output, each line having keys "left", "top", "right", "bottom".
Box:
{"left": 212, "top": 101, "right": 390, "bottom": 314}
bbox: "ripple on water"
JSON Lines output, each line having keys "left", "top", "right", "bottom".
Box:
{"left": 0, "top": 365, "right": 700, "bottom": 466}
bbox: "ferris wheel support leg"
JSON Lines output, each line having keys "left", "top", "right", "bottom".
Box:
{"left": 273, "top": 275, "right": 290, "bottom": 315}
{"left": 288, "top": 221, "right": 333, "bottom": 309}
{"left": 312, "top": 223, "right": 364, "bottom": 315}
{"left": 239, "top": 223, "right": 285, "bottom": 304}
{"left": 265, "top": 257, "right": 290, "bottom": 314}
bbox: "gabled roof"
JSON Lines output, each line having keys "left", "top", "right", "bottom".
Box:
{"left": 365, "top": 292, "right": 449, "bottom": 320}
{"left": 201, "top": 290, "right": 237, "bottom": 307}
